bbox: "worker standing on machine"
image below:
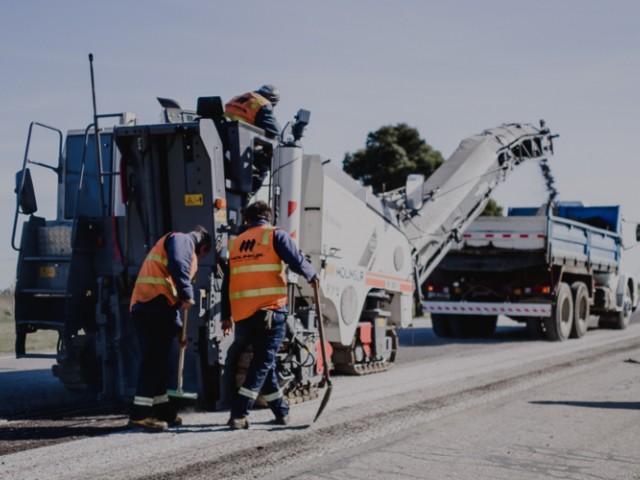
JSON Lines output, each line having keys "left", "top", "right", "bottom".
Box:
{"left": 225, "top": 84, "right": 282, "bottom": 138}
{"left": 128, "top": 226, "right": 212, "bottom": 432}
{"left": 222, "top": 201, "right": 318, "bottom": 430}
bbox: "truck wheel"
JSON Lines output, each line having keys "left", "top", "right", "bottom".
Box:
{"left": 448, "top": 316, "right": 467, "bottom": 338}
{"left": 599, "top": 284, "right": 632, "bottom": 330}
{"left": 570, "top": 282, "right": 589, "bottom": 339}
{"left": 431, "top": 314, "right": 452, "bottom": 338}
{"left": 448, "top": 316, "right": 496, "bottom": 338}
{"left": 526, "top": 318, "right": 545, "bottom": 339}
{"left": 544, "top": 282, "right": 573, "bottom": 341}
{"left": 475, "top": 315, "right": 498, "bottom": 337}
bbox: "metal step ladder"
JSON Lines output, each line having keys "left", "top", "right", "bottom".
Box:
{"left": 14, "top": 223, "right": 73, "bottom": 358}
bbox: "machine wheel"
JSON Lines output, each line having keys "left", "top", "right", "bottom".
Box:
{"left": 53, "top": 334, "right": 102, "bottom": 392}
{"left": 570, "top": 282, "right": 589, "bottom": 338}
{"left": 543, "top": 282, "right": 573, "bottom": 341}
{"left": 431, "top": 314, "right": 452, "bottom": 338}
{"left": 599, "top": 284, "right": 632, "bottom": 330}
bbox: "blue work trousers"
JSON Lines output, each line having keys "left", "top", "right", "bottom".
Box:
{"left": 230, "top": 310, "right": 289, "bottom": 419}
{"left": 130, "top": 309, "right": 178, "bottom": 420}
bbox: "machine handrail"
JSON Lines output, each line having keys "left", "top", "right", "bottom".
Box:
{"left": 11, "top": 122, "right": 63, "bottom": 251}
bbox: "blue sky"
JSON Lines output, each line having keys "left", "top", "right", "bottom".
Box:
{"left": 1, "top": 0, "right": 640, "bottom": 288}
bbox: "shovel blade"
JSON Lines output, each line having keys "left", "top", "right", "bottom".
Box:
{"left": 312, "top": 384, "right": 333, "bottom": 423}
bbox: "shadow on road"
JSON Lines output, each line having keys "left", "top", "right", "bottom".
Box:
{"left": 397, "top": 325, "right": 530, "bottom": 347}
{"left": 530, "top": 400, "right": 640, "bottom": 410}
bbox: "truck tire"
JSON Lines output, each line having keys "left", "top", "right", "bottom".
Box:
{"left": 475, "top": 315, "right": 498, "bottom": 337}
{"left": 431, "top": 314, "right": 452, "bottom": 338}
{"left": 448, "top": 315, "right": 497, "bottom": 338}
{"left": 526, "top": 318, "right": 545, "bottom": 339}
{"left": 544, "top": 282, "right": 573, "bottom": 341}
{"left": 599, "top": 284, "right": 632, "bottom": 330}
{"left": 570, "top": 282, "right": 589, "bottom": 339}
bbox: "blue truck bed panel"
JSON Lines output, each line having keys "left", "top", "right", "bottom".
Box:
{"left": 508, "top": 205, "right": 621, "bottom": 233}
{"left": 548, "top": 216, "right": 620, "bottom": 272}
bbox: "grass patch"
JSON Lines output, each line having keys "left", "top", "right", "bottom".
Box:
{"left": 0, "top": 291, "right": 58, "bottom": 355}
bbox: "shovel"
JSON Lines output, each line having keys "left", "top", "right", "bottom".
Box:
{"left": 167, "top": 307, "right": 198, "bottom": 401}
{"left": 312, "top": 280, "right": 333, "bottom": 423}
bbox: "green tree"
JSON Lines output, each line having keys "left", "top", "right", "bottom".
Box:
{"left": 481, "top": 199, "right": 503, "bottom": 216}
{"left": 343, "top": 123, "right": 502, "bottom": 216}
{"left": 343, "top": 123, "right": 444, "bottom": 194}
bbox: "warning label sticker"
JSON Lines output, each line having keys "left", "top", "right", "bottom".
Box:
{"left": 185, "top": 194, "right": 203, "bottom": 207}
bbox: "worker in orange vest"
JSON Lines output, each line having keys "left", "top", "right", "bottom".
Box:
{"left": 225, "top": 84, "right": 281, "bottom": 138}
{"left": 128, "top": 226, "right": 212, "bottom": 432}
{"left": 222, "top": 201, "right": 318, "bottom": 430}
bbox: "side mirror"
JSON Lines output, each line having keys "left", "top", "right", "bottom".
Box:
{"left": 405, "top": 174, "right": 425, "bottom": 210}
{"left": 15, "top": 168, "right": 37, "bottom": 215}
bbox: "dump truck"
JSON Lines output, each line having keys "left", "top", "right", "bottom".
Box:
{"left": 11, "top": 83, "right": 556, "bottom": 406}
{"left": 423, "top": 202, "right": 639, "bottom": 340}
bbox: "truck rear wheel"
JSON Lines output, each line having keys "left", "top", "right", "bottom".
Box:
{"left": 473, "top": 315, "right": 498, "bottom": 337}
{"left": 599, "top": 284, "right": 632, "bottom": 330}
{"left": 431, "top": 314, "right": 452, "bottom": 338}
{"left": 570, "top": 282, "right": 589, "bottom": 339}
{"left": 544, "top": 282, "right": 573, "bottom": 341}
{"left": 449, "top": 315, "right": 497, "bottom": 338}
{"left": 526, "top": 318, "right": 545, "bottom": 339}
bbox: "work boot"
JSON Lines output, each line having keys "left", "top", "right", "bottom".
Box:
{"left": 128, "top": 417, "right": 169, "bottom": 432}
{"left": 271, "top": 415, "right": 290, "bottom": 426}
{"left": 227, "top": 417, "right": 250, "bottom": 430}
{"left": 159, "top": 414, "right": 183, "bottom": 427}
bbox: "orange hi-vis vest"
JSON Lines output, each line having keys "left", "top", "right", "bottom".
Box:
{"left": 225, "top": 92, "right": 270, "bottom": 126}
{"left": 228, "top": 225, "right": 287, "bottom": 322}
{"left": 130, "top": 233, "right": 198, "bottom": 311}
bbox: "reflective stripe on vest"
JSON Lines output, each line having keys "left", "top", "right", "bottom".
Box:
{"left": 224, "top": 92, "right": 270, "bottom": 126}
{"left": 228, "top": 225, "right": 287, "bottom": 321}
{"left": 130, "top": 233, "right": 198, "bottom": 311}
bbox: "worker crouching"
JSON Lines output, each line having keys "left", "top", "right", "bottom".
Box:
{"left": 222, "top": 201, "right": 318, "bottom": 430}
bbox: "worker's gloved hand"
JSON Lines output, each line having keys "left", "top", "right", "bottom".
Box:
{"left": 176, "top": 333, "right": 188, "bottom": 348}
{"left": 181, "top": 298, "right": 196, "bottom": 310}
{"left": 221, "top": 319, "right": 233, "bottom": 336}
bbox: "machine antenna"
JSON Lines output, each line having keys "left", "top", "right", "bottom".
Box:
{"left": 88, "top": 53, "right": 105, "bottom": 217}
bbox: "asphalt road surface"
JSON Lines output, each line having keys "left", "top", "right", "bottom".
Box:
{"left": 2, "top": 315, "right": 640, "bottom": 479}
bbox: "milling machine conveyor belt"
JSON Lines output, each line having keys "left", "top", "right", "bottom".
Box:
{"left": 401, "top": 122, "right": 556, "bottom": 287}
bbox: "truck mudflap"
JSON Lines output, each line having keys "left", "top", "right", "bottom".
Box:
{"left": 422, "top": 301, "right": 552, "bottom": 317}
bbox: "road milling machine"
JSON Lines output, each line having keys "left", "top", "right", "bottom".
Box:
{"left": 11, "top": 93, "right": 556, "bottom": 408}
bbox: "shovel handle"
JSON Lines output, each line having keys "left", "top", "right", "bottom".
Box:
{"left": 176, "top": 307, "right": 188, "bottom": 392}
{"left": 313, "top": 281, "right": 331, "bottom": 382}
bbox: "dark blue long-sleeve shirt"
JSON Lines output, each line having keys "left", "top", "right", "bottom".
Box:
{"left": 165, "top": 232, "right": 197, "bottom": 303}
{"left": 255, "top": 104, "right": 281, "bottom": 138}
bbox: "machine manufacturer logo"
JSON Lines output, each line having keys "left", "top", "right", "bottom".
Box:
{"left": 239, "top": 239, "right": 256, "bottom": 252}
{"left": 336, "top": 266, "right": 364, "bottom": 282}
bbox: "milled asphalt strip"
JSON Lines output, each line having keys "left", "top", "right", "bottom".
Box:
{"left": 138, "top": 334, "right": 640, "bottom": 480}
